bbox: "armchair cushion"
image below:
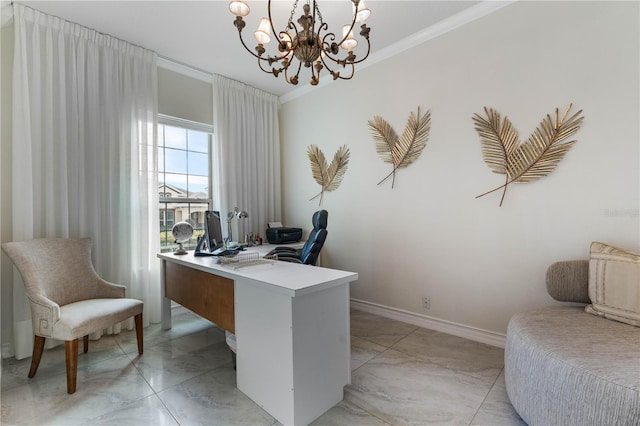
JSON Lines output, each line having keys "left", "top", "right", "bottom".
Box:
{"left": 55, "top": 298, "right": 143, "bottom": 341}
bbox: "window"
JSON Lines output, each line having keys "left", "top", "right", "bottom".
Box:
{"left": 158, "top": 116, "right": 214, "bottom": 252}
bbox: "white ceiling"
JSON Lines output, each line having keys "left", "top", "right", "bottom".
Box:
{"left": 20, "top": 1, "right": 482, "bottom": 97}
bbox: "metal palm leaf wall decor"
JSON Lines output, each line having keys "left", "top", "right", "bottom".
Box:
{"left": 308, "top": 144, "right": 350, "bottom": 205}
{"left": 368, "top": 106, "right": 431, "bottom": 188}
{"left": 473, "top": 104, "right": 584, "bottom": 206}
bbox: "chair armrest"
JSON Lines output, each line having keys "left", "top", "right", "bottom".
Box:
{"left": 96, "top": 278, "right": 126, "bottom": 298}
{"left": 277, "top": 257, "right": 302, "bottom": 264}
{"left": 27, "top": 294, "right": 60, "bottom": 337}
{"left": 546, "top": 260, "right": 590, "bottom": 303}
{"left": 266, "top": 247, "right": 298, "bottom": 256}
{"left": 275, "top": 253, "right": 302, "bottom": 263}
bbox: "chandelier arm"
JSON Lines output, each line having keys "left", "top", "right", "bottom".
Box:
{"left": 235, "top": 27, "right": 271, "bottom": 61}
{"left": 284, "top": 58, "right": 303, "bottom": 84}
{"left": 289, "top": 19, "right": 300, "bottom": 37}
{"left": 321, "top": 32, "right": 371, "bottom": 66}
{"left": 257, "top": 57, "right": 286, "bottom": 76}
{"left": 267, "top": 0, "right": 281, "bottom": 43}
{"left": 309, "top": 59, "right": 321, "bottom": 85}
{"left": 346, "top": 38, "right": 371, "bottom": 65}
{"left": 321, "top": 56, "right": 356, "bottom": 80}
{"left": 285, "top": 20, "right": 301, "bottom": 50}
{"left": 237, "top": 28, "right": 295, "bottom": 64}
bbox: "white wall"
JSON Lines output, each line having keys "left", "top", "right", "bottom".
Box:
{"left": 279, "top": 1, "right": 640, "bottom": 337}
{"left": 158, "top": 66, "right": 213, "bottom": 125}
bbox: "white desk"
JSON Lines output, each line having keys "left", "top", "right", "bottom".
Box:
{"left": 158, "top": 245, "right": 358, "bottom": 426}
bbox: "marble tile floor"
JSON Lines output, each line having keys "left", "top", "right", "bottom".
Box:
{"left": 1, "top": 308, "right": 526, "bottom": 426}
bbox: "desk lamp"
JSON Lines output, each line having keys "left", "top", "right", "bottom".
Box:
{"left": 226, "top": 207, "right": 248, "bottom": 243}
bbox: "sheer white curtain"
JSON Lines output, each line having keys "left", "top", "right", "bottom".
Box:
{"left": 11, "top": 3, "right": 160, "bottom": 359}
{"left": 212, "top": 74, "right": 281, "bottom": 240}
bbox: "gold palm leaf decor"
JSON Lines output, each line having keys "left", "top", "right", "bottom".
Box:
{"left": 368, "top": 106, "right": 431, "bottom": 188}
{"left": 473, "top": 104, "right": 584, "bottom": 206}
{"left": 308, "top": 144, "right": 350, "bottom": 205}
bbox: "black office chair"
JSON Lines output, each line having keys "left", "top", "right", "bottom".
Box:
{"left": 272, "top": 210, "right": 328, "bottom": 266}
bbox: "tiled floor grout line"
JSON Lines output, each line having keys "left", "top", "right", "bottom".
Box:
{"left": 468, "top": 367, "right": 504, "bottom": 425}
{"left": 117, "top": 331, "right": 186, "bottom": 426}
{"left": 344, "top": 327, "right": 418, "bottom": 426}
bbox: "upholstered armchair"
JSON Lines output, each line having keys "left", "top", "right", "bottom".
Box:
{"left": 1, "top": 238, "right": 143, "bottom": 394}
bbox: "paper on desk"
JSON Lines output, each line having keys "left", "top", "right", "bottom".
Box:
{"left": 268, "top": 222, "right": 283, "bottom": 228}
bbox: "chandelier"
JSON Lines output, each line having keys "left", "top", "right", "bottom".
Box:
{"left": 228, "top": 0, "right": 371, "bottom": 86}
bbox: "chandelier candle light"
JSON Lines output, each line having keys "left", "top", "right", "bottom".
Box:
{"left": 229, "top": 0, "right": 371, "bottom": 85}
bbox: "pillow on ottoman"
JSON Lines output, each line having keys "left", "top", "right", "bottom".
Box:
{"left": 586, "top": 242, "right": 640, "bottom": 327}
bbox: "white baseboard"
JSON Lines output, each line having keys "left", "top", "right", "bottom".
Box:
{"left": 350, "top": 298, "right": 506, "bottom": 348}
{"left": 1, "top": 342, "right": 14, "bottom": 359}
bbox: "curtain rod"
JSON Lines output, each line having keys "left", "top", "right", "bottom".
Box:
{"left": 9, "top": 2, "right": 152, "bottom": 53}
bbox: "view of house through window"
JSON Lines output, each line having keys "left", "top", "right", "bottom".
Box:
{"left": 158, "top": 117, "right": 213, "bottom": 252}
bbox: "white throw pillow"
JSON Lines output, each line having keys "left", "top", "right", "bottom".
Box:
{"left": 585, "top": 242, "right": 640, "bottom": 327}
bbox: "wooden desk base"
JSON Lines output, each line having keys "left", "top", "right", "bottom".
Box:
{"left": 164, "top": 262, "right": 235, "bottom": 333}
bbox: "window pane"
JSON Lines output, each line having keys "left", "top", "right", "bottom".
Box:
{"left": 188, "top": 151, "right": 208, "bottom": 176}
{"left": 164, "top": 147, "right": 187, "bottom": 174}
{"left": 165, "top": 126, "right": 187, "bottom": 149}
{"left": 164, "top": 173, "right": 188, "bottom": 194}
{"left": 188, "top": 175, "right": 209, "bottom": 197}
{"left": 188, "top": 130, "right": 209, "bottom": 153}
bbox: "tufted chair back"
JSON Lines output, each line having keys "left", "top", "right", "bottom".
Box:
{"left": 3, "top": 238, "right": 105, "bottom": 306}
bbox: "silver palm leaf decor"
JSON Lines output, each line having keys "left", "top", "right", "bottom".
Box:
{"left": 473, "top": 104, "right": 584, "bottom": 206}
{"left": 368, "top": 107, "right": 431, "bottom": 188}
{"left": 308, "top": 144, "right": 350, "bottom": 205}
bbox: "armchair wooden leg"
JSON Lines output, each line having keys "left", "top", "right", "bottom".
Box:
{"left": 65, "top": 339, "right": 79, "bottom": 394}
{"left": 28, "top": 335, "right": 46, "bottom": 378}
{"left": 83, "top": 335, "right": 89, "bottom": 353}
{"left": 134, "top": 313, "right": 143, "bottom": 355}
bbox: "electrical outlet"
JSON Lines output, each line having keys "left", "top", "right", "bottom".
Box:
{"left": 423, "top": 296, "right": 431, "bottom": 310}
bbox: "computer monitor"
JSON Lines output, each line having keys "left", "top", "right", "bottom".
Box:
{"left": 204, "top": 210, "right": 224, "bottom": 251}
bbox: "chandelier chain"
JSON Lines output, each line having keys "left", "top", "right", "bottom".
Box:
{"left": 314, "top": 1, "right": 324, "bottom": 26}
{"left": 286, "top": 0, "right": 299, "bottom": 32}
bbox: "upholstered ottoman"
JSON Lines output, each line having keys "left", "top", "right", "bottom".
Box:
{"left": 505, "top": 254, "right": 640, "bottom": 426}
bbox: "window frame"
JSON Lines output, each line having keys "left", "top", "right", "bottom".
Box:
{"left": 158, "top": 114, "right": 214, "bottom": 251}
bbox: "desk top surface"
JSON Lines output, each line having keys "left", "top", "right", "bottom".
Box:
{"left": 158, "top": 244, "right": 358, "bottom": 297}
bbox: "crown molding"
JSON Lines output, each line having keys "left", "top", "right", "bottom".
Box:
{"left": 158, "top": 56, "right": 212, "bottom": 83}
{"left": 280, "top": 0, "right": 515, "bottom": 104}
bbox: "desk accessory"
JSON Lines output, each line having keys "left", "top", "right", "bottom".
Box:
{"left": 368, "top": 106, "right": 431, "bottom": 188}
{"left": 218, "top": 252, "right": 277, "bottom": 269}
{"left": 266, "top": 226, "right": 302, "bottom": 244}
{"left": 226, "top": 207, "right": 248, "bottom": 243}
{"left": 473, "top": 104, "right": 583, "bottom": 206}
{"left": 171, "top": 221, "right": 194, "bottom": 255}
